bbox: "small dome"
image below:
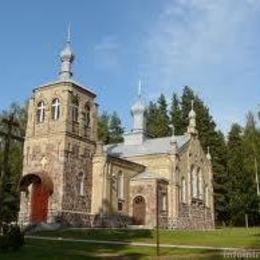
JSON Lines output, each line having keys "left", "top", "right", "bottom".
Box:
{"left": 60, "top": 43, "right": 75, "bottom": 62}
{"left": 131, "top": 99, "right": 145, "bottom": 114}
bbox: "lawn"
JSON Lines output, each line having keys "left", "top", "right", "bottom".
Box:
{"left": 1, "top": 228, "right": 259, "bottom": 259}
{"left": 34, "top": 227, "right": 260, "bottom": 249}
{"left": 0, "top": 238, "right": 222, "bottom": 259}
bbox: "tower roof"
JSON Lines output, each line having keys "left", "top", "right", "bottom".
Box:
{"left": 59, "top": 25, "right": 75, "bottom": 80}
{"left": 131, "top": 80, "right": 145, "bottom": 114}
{"left": 188, "top": 100, "right": 196, "bottom": 118}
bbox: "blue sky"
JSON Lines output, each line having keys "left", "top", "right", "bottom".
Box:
{"left": 1, "top": 0, "right": 260, "bottom": 134}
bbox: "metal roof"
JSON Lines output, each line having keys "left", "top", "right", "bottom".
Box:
{"left": 131, "top": 171, "right": 168, "bottom": 182}
{"left": 105, "top": 135, "right": 190, "bottom": 158}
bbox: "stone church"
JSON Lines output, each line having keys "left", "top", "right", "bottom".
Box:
{"left": 18, "top": 34, "right": 215, "bottom": 229}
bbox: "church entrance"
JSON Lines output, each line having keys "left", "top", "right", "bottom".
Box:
{"left": 133, "top": 196, "right": 146, "bottom": 225}
{"left": 19, "top": 172, "right": 53, "bottom": 224}
{"left": 31, "top": 181, "right": 49, "bottom": 223}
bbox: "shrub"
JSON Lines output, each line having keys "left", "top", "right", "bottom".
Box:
{"left": 0, "top": 224, "right": 24, "bottom": 251}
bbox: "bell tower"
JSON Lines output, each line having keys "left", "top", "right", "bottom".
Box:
{"left": 19, "top": 29, "right": 98, "bottom": 226}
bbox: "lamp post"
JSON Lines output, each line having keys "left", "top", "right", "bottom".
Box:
{"left": 156, "top": 180, "right": 160, "bottom": 256}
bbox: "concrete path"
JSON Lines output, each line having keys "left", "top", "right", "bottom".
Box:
{"left": 26, "top": 235, "right": 256, "bottom": 251}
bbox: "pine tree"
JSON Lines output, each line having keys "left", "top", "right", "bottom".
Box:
{"left": 146, "top": 95, "right": 171, "bottom": 138}
{"left": 227, "top": 123, "right": 247, "bottom": 225}
{"left": 181, "top": 86, "right": 195, "bottom": 128}
{"left": 97, "top": 112, "right": 110, "bottom": 144}
{"left": 109, "top": 112, "right": 124, "bottom": 144}
{"left": 242, "top": 112, "right": 260, "bottom": 225}
{"left": 211, "top": 130, "right": 229, "bottom": 225}
{"left": 170, "top": 93, "right": 184, "bottom": 135}
{"left": 146, "top": 101, "right": 159, "bottom": 138}
{"left": 156, "top": 94, "right": 171, "bottom": 137}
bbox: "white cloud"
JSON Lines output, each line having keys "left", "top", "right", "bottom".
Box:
{"left": 93, "top": 35, "right": 121, "bottom": 71}
{"left": 142, "top": 0, "right": 260, "bottom": 132}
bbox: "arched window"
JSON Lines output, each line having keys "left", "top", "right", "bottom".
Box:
{"left": 205, "top": 186, "right": 209, "bottom": 207}
{"left": 181, "top": 177, "right": 186, "bottom": 203}
{"left": 117, "top": 171, "right": 124, "bottom": 199}
{"left": 192, "top": 167, "right": 198, "bottom": 198}
{"left": 71, "top": 98, "right": 79, "bottom": 122}
{"left": 83, "top": 103, "right": 91, "bottom": 137}
{"left": 37, "top": 101, "right": 45, "bottom": 123}
{"left": 84, "top": 103, "right": 91, "bottom": 127}
{"left": 51, "top": 98, "right": 60, "bottom": 120}
{"left": 198, "top": 169, "right": 203, "bottom": 200}
{"left": 78, "top": 172, "right": 85, "bottom": 196}
{"left": 161, "top": 193, "right": 167, "bottom": 211}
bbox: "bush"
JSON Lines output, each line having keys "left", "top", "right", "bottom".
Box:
{"left": 0, "top": 225, "right": 24, "bottom": 251}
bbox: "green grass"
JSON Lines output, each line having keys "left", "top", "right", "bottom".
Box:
{"left": 34, "top": 227, "right": 260, "bottom": 249}
{"left": 0, "top": 238, "right": 221, "bottom": 259}
{"left": 1, "top": 228, "right": 258, "bottom": 259}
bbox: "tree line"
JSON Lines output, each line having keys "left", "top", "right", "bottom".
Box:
{"left": 1, "top": 86, "right": 260, "bottom": 226}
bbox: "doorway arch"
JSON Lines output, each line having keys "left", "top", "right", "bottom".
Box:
{"left": 132, "top": 196, "right": 146, "bottom": 225}
{"left": 20, "top": 172, "right": 53, "bottom": 223}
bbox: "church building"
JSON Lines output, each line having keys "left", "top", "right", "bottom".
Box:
{"left": 18, "top": 34, "right": 215, "bottom": 229}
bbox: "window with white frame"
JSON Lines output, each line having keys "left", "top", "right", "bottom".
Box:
{"left": 37, "top": 101, "right": 45, "bottom": 123}
{"left": 51, "top": 98, "right": 60, "bottom": 120}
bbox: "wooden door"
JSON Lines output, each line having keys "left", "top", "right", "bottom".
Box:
{"left": 133, "top": 196, "right": 146, "bottom": 225}
{"left": 31, "top": 181, "right": 49, "bottom": 223}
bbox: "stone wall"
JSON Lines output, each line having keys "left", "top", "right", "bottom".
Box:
{"left": 168, "top": 200, "right": 214, "bottom": 230}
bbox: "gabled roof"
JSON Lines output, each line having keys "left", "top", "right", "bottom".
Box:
{"left": 105, "top": 135, "right": 190, "bottom": 158}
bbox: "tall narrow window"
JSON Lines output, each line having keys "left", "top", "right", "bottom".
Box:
{"left": 51, "top": 98, "right": 60, "bottom": 120}
{"left": 71, "top": 97, "right": 79, "bottom": 122}
{"left": 37, "top": 101, "right": 45, "bottom": 123}
{"left": 117, "top": 171, "right": 124, "bottom": 199}
{"left": 192, "top": 167, "right": 198, "bottom": 198}
{"left": 79, "top": 172, "right": 85, "bottom": 196}
{"left": 83, "top": 103, "right": 91, "bottom": 137}
{"left": 181, "top": 177, "right": 186, "bottom": 203}
{"left": 205, "top": 186, "right": 209, "bottom": 207}
{"left": 198, "top": 169, "right": 203, "bottom": 200}
{"left": 161, "top": 193, "right": 167, "bottom": 211}
{"left": 84, "top": 103, "right": 91, "bottom": 127}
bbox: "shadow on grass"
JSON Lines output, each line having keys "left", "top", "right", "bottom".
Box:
{"left": 0, "top": 239, "right": 224, "bottom": 260}
{"left": 0, "top": 239, "right": 147, "bottom": 259}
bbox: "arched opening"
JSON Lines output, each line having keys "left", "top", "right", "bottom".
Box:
{"left": 20, "top": 172, "right": 53, "bottom": 223}
{"left": 132, "top": 196, "right": 146, "bottom": 225}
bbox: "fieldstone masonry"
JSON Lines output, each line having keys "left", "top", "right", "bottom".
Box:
{"left": 19, "top": 38, "right": 215, "bottom": 230}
